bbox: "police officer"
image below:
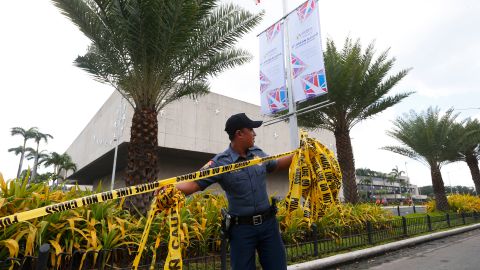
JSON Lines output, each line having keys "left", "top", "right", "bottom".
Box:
{"left": 176, "top": 113, "right": 292, "bottom": 270}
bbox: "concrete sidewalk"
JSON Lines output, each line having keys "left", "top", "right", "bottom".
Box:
{"left": 288, "top": 223, "right": 480, "bottom": 270}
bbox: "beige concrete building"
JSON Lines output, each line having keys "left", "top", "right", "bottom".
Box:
{"left": 66, "top": 91, "right": 336, "bottom": 197}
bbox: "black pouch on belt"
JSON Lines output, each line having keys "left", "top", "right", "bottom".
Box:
{"left": 221, "top": 208, "right": 231, "bottom": 238}
{"left": 271, "top": 197, "right": 278, "bottom": 214}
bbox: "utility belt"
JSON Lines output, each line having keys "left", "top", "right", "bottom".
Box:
{"left": 231, "top": 207, "right": 276, "bottom": 226}
{"left": 221, "top": 199, "right": 278, "bottom": 238}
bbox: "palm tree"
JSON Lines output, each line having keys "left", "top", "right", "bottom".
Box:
{"left": 358, "top": 177, "right": 373, "bottom": 200}
{"left": 382, "top": 107, "right": 464, "bottom": 211}
{"left": 36, "top": 172, "right": 57, "bottom": 183}
{"left": 390, "top": 166, "right": 405, "bottom": 178}
{"left": 59, "top": 153, "right": 77, "bottom": 180}
{"left": 298, "top": 38, "right": 412, "bottom": 203}
{"left": 30, "top": 130, "right": 53, "bottom": 182}
{"left": 386, "top": 175, "right": 396, "bottom": 199}
{"left": 44, "top": 152, "right": 65, "bottom": 182}
{"left": 356, "top": 168, "right": 376, "bottom": 177}
{"left": 9, "top": 127, "right": 38, "bottom": 178}
{"left": 388, "top": 166, "right": 405, "bottom": 199}
{"left": 8, "top": 146, "right": 27, "bottom": 174}
{"left": 449, "top": 119, "right": 480, "bottom": 195}
{"left": 52, "top": 0, "right": 263, "bottom": 212}
{"left": 25, "top": 149, "right": 50, "bottom": 183}
{"left": 62, "top": 162, "right": 77, "bottom": 180}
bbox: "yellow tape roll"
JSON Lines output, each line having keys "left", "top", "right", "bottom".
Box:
{"left": 285, "top": 131, "right": 342, "bottom": 226}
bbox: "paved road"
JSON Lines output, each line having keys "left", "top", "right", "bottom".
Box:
{"left": 328, "top": 229, "right": 480, "bottom": 270}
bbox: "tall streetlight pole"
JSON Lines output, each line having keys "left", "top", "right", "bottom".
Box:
{"left": 282, "top": 0, "right": 299, "bottom": 149}
{"left": 110, "top": 98, "right": 127, "bottom": 191}
{"left": 404, "top": 162, "right": 411, "bottom": 199}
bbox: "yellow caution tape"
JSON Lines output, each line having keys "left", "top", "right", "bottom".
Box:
{"left": 135, "top": 131, "right": 342, "bottom": 270}
{"left": 162, "top": 190, "right": 184, "bottom": 270}
{"left": 285, "top": 131, "right": 342, "bottom": 226}
{"left": 133, "top": 186, "right": 185, "bottom": 270}
{"left": 1, "top": 132, "right": 341, "bottom": 270}
{"left": 0, "top": 150, "right": 295, "bottom": 229}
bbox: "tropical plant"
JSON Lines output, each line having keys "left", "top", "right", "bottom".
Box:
{"left": 25, "top": 149, "right": 50, "bottom": 183}
{"left": 449, "top": 119, "right": 480, "bottom": 195}
{"left": 29, "top": 130, "right": 53, "bottom": 183}
{"left": 1, "top": 171, "right": 400, "bottom": 266}
{"left": 9, "top": 127, "right": 38, "bottom": 178}
{"left": 399, "top": 178, "right": 409, "bottom": 196}
{"left": 52, "top": 0, "right": 264, "bottom": 212}
{"left": 43, "top": 152, "right": 76, "bottom": 184}
{"left": 426, "top": 194, "right": 480, "bottom": 213}
{"left": 298, "top": 38, "right": 412, "bottom": 204}
{"left": 44, "top": 152, "right": 64, "bottom": 176}
{"left": 382, "top": 107, "right": 465, "bottom": 211}
{"left": 388, "top": 166, "right": 404, "bottom": 199}
{"left": 355, "top": 168, "right": 376, "bottom": 177}
{"left": 0, "top": 173, "right": 140, "bottom": 264}
{"left": 417, "top": 185, "right": 475, "bottom": 197}
{"left": 7, "top": 146, "right": 27, "bottom": 175}
{"left": 390, "top": 166, "right": 404, "bottom": 179}
{"left": 36, "top": 172, "right": 57, "bottom": 183}
{"left": 60, "top": 160, "right": 77, "bottom": 181}
{"left": 358, "top": 177, "right": 373, "bottom": 200}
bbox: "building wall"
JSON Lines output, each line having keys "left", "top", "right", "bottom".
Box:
{"left": 67, "top": 91, "right": 336, "bottom": 170}
{"left": 67, "top": 91, "right": 335, "bottom": 197}
{"left": 353, "top": 175, "right": 421, "bottom": 201}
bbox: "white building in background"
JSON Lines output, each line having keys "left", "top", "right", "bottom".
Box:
{"left": 354, "top": 175, "right": 428, "bottom": 201}
{"left": 65, "top": 91, "right": 336, "bottom": 197}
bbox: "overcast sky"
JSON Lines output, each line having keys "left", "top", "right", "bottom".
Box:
{"left": 1, "top": 0, "right": 479, "bottom": 190}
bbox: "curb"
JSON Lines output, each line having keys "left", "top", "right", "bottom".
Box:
{"left": 288, "top": 223, "right": 480, "bottom": 270}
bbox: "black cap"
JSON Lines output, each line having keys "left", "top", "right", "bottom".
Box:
{"left": 225, "top": 113, "right": 263, "bottom": 137}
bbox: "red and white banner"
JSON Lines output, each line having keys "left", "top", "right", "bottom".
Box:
{"left": 259, "top": 22, "right": 288, "bottom": 115}
{"left": 286, "top": 0, "right": 328, "bottom": 103}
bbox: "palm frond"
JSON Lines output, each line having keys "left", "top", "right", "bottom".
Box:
{"left": 351, "top": 91, "right": 414, "bottom": 126}
{"left": 8, "top": 146, "right": 25, "bottom": 156}
{"left": 52, "top": 0, "right": 262, "bottom": 111}
{"left": 384, "top": 107, "right": 462, "bottom": 169}
{"left": 381, "top": 146, "right": 427, "bottom": 166}
{"left": 299, "top": 37, "right": 412, "bottom": 132}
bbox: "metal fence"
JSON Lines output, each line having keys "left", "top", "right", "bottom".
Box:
{"left": 382, "top": 205, "right": 427, "bottom": 216}
{"left": 2, "top": 212, "right": 479, "bottom": 270}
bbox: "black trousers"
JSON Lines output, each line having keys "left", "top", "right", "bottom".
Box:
{"left": 229, "top": 217, "right": 287, "bottom": 270}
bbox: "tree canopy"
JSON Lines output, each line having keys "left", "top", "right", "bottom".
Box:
{"left": 383, "top": 107, "right": 465, "bottom": 210}
{"left": 298, "top": 38, "right": 412, "bottom": 203}
{"left": 52, "top": 0, "right": 263, "bottom": 212}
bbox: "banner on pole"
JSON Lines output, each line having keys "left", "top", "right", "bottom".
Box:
{"left": 259, "top": 22, "right": 288, "bottom": 115}
{"left": 286, "top": 0, "right": 328, "bottom": 103}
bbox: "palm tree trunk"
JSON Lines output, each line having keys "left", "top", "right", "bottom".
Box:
{"left": 53, "top": 165, "right": 58, "bottom": 186}
{"left": 31, "top": 157, "right": 39, "bottom": 184}
{"left": 430, "top": 164, "right": 449, "bottom": 211}
{"left": 465, "top": 153, "right": 480, "bottom": 196}
{"left": 334, "top": 127, "right": 359, "bottom": 203}
{"left": 16, "top": 140, "right": 27, "bottom": 179}
{"left": 31, "top": 144, "right": 40, "bottom": 183}
{"left": 125, "top": 108, "right": 158, "bottom": 214}
{"left": 17, "top": 153, "right": 24, "bottom": 179}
